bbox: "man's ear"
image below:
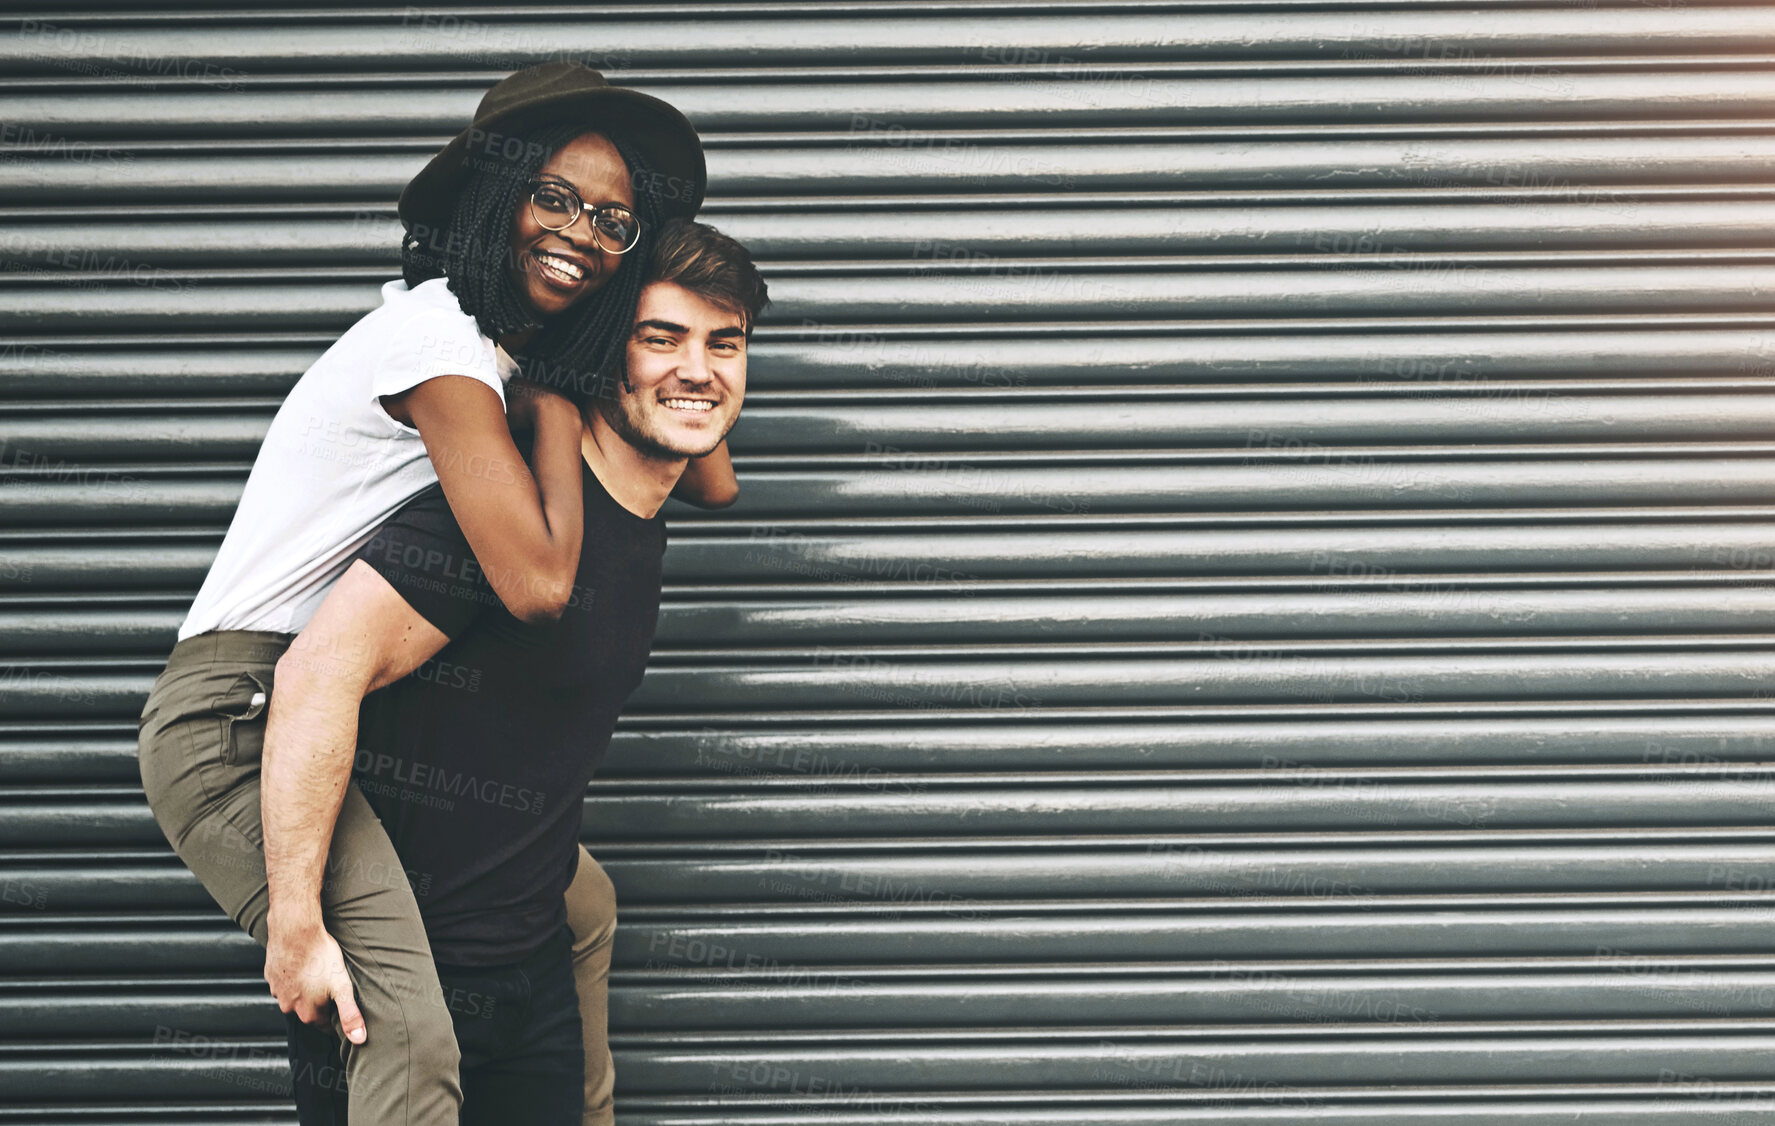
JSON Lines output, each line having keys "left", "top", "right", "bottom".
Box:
{"left": 600, "top": 355, "right": 634, "bottom": 395}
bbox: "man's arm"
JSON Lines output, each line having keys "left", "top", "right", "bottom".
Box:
{"left": 260, "top": 559, "right": 453, "bottom": 1041}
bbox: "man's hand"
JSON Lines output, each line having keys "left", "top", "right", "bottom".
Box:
{"left": 265, "top": 918, "right": 367, "bottom": 1044}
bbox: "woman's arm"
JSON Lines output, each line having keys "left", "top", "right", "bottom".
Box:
{"left": 671, "top": 438, "right": 739, "bottom": 509}
{"left": 382, "top": 375, "right": 584, "bottom": 623}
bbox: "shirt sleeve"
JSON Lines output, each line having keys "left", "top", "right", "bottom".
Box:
{"left": 352, "top": 484, "right": 494, "bottom": 640}
{"left": 370, "top": 306, "right": 507, "bottom": 408}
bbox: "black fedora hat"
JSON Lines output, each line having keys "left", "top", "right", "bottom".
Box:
{"left": 399, "top": 61, "right": 705, "bottom": 228}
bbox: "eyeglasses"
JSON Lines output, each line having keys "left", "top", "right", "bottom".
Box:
{"left": 527, "top": 180, "right": 642, "bottom": 255}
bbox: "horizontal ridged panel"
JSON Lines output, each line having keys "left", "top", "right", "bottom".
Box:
{"left": 17, "top": 712, "right": 1775, "bottom": 784}
{"left": 16, "top": 392, "right": 1775, "bottom": 462}
{"left": 5, "top": 266, "right": 1775, "bottom": 332}
{"left": 8, "top": 199, "right": 1775, "bottom": 270}
{"left": 22, "top": 962, "right": 1775, "bottom": 1037}
{"left": 5, "top": 9, "right": 1770, "bottom": 72}
{"left": 16, "top": 770, "right": 1775, "bottom": 846}
{"left": 6, "top": 3, "right": 1775, "bottom": 1122}
{"left": 19, "top": 894, "right": 1775, "bottom": 970}
{"left": 16, "top": 461, "right": 1775, "bottom": 523}
{"left": 19, "top": 582, "right": 1775, "bottom": 653}
{"left": 8, "top": 136, "right": 1775, "bottom": 202}
{"left": 12, "top": 521, "right": 1775, "bottom": 592}
{"left": 16, "top": 73, "right": 1775, "bottom": 136}
{"left": 19, "top": 651, "right": 1775, "bottom": 715}
{"left": 9, "top": 330, "right": 1775, "bottom": 400}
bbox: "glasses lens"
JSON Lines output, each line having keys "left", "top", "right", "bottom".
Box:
{"left": 531, "top": 184, "right": 578, "bottom": 229}
{"left": 592, "top": 207, "right": 641, "bottom": 253}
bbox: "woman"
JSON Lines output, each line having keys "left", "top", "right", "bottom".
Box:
{"left": 138, "top": 62, "right": 722, "bottom": 1126}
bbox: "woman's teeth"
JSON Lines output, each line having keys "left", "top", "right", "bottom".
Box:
{"left": 663, "top": 398, "right": 714, "bottom": 413}
{"left": 535, "top": 252, "right": 584, "bottom": 284}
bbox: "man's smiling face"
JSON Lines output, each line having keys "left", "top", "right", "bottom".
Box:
{"left": 598, "top": 280, "right": 747, "bottom": 459}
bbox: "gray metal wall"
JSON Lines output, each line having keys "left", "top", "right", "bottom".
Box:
{"left": 4, "top": 3, "right": 1775, "bottom": 1123}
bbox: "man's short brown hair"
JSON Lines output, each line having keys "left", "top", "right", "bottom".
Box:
{"left": 641, "top": 218, "right": 770, "bottom": 335}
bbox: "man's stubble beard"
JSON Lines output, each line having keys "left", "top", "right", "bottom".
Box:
{"left": 595, "top": 388, "right": 736, "bottom": 462}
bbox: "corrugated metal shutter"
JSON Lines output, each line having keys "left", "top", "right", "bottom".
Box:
{"left": 5, "top": 2, "right": 1775, "bottom": 1122}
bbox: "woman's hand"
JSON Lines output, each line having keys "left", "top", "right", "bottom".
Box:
{"left": 672, "top": 438, "right": 739, "bottom": 508}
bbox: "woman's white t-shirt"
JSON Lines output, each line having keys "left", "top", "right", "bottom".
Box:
{"left": 178, "top": 276, "right": 518, "bottom": 641}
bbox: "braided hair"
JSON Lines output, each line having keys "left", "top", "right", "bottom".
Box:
{"left": 400, "top": 118, "right": 661, "bottom": 403}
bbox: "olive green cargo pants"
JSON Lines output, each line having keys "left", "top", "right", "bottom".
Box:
{"left": 138, "top": 629, "right": 616, "bottom": 1125}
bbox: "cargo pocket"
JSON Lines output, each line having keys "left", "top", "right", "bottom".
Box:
{"left": 214, "top": 669, "right": 271, "bottom": 768}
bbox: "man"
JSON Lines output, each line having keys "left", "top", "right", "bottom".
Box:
{"left": 273, "top": 217, "right": 766, "bottom": 1124}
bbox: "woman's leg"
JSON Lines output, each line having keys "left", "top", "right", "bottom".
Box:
{"left": 562, "top": 845, "right": 617, "bottom": 1126}
{"left": 323, "top": 784, "right": 464, "bottom": 1121}
{"left": 139, "top": 631, "right": 462, "bottom": 1125}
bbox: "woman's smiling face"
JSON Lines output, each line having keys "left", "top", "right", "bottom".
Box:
{"left": 505, "top": 131, "right": 637, "bottom": 322}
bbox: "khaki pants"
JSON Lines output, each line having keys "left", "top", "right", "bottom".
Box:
{"left": 138, "top": 630, "right": 616, "bottom": 1125}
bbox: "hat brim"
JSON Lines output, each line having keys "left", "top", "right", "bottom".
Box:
{"left": 399, "top": 85, "right": 705, "bottom": 228}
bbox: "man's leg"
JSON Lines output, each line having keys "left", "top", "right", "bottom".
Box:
{"left": 447, "top": 926, "right": 584, "bottom": 1126}
{"left": 138, "top": 630, "right": 462, "bottom": 1124}
{"left": 562, "top": 845, "right": 617, "bottom": 1126}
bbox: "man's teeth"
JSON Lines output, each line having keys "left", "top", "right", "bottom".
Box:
{"left": 536, "top": 252, "right": 584, "bottom": 282}
{"left": 663, "top": 398, "right": 714, "bottom": 413}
